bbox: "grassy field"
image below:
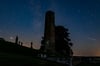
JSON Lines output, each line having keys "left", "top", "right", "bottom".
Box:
{"left": 0, "top": 41, "right": 67, "bottom": 66}
{"left": 0, "top": 52, "right": 67, "bottom": 66}
{"left": 0, "top": 52, "right": 39, "bottom": 66}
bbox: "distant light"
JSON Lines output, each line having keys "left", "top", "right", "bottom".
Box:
{"left": 10, "top": 37, "right": 14, "bottom": 40}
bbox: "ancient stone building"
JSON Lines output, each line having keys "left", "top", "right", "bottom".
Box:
{"left": 44, "top": 11, "right": 55, "bottom": 55}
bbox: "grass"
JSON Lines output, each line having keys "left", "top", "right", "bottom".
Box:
{"left": 0, "top": 41, "right": 67, "bottom": 66}
{"left": 0, "top": 52, "right": 67, "bottom": 66}
{"left": 0, "top": 52, "right": 39, "bottom": 66}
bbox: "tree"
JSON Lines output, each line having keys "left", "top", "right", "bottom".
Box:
{"left": 15, "top": 36, "right": 18, "bottom": 44}
{"left": 30, "top": 42, "right": 33, "bottom": 49}
{"left": 55, "top": 26, "right": 73, "bottom": 57}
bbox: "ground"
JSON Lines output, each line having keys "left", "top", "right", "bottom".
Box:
{"left": 75, "top": 62, "right": 100, "bottom": 66}
{"left": 0, "top": 52, "right": 67, "bottom": 66}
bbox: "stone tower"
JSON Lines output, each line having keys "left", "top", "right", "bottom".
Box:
{"left": 44, "top": 11, "right": 55, "bottom": 55}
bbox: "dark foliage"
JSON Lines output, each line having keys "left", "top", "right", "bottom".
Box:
{"left": 15, "top": 36, "right": 18, "bottom": 44}
{"left": 55, "top": 26, "right": 73, "bottom": 57}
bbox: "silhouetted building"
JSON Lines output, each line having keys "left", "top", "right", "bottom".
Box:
{"left": 43, "top": 11, "right": 55, "bottom": 55}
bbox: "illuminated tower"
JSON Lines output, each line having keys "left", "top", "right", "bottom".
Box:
{"left": 44, "top": 11, "right": 55, "bottom": 55}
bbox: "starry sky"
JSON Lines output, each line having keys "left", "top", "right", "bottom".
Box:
{"left": 0, "top": 0, "right": 100, "bottom": 56}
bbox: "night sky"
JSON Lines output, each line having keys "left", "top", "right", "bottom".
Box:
{"left": 0, "top": 0, "right": 100, "bottom": 56}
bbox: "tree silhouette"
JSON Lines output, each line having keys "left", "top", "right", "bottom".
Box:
{"left": 30, "top": 42, "right": 33, "bottom": 49}
{"left": 20, "top": 42, "right": 23, "bottom": 46}
{"left": 15, "top": 36, "right": 18, "bottom": 44}
{"left": 55, "top": 26, "right": 73, "bottom": 57}
{"left": 18, "top": 41, "right": 21, "bottom": 45}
